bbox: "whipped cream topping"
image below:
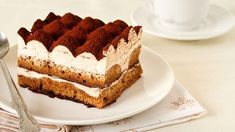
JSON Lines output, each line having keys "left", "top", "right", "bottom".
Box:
{"left": 18, "top": 28, "right": 142, "bottom": 75}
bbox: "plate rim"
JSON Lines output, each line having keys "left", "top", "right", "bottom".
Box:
{"left": 0, "top": 45, "right": 174, "bottom": 125}
{"left": 130, "top": 4, "right": 235, "bottom": 41}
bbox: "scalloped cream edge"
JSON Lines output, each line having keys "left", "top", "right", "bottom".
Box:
{"left": 17, "top": 28, "right": 142, "bottom": 75}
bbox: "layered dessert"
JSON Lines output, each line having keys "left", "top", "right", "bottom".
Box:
{"left": 17, "top": 12, "right": 143, "bottom": 108}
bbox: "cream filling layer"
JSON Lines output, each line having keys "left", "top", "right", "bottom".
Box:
{"left": 17, "top": 66, "right": 132, "bottom": 97}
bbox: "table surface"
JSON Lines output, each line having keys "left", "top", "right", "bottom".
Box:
{"left": 0, "top": 0, "right": 235, "bottom": 131}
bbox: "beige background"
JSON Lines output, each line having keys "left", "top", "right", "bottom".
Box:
{"left": 0, "top": 0, "right": 235, "bottom": 131}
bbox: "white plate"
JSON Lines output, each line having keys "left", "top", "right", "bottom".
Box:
{"left": 0, "top": 45, "right": 174, "bottom": 125}
{"left": 131, "top": 4, "right": 235, "bottom": 40}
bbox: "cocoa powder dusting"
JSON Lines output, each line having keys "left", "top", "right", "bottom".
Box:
{"left": 78, "top": 17, "right": 103, "bottom": 33}
{"left": 66, "top": 26, "right": 88, "bottom": 43}
{"left": 17, "top": 27, "right": 30, "bottom": 43}
{"left": 31, "top": 19, "right": 46, "bottom": 33}
{"left": 17, "top": 12, "right": 142, "bottom": 60}
{"left": 74, "top": 39, "right": 103, "bottom": 60}
{"left": 43, "top": 19, "right": 68, "bottom": 40}
{"left": 120, "top": 26, "right": 132, "bottom": 41}
{"left": 60, "top": 13, "right": 82, "bottom": 29}
{"left": 134, "top": 26, "right": 142, "bottom": 34}
{"left": 88, "top": 28, "right": 113, "bottom": 46}
{"left": 113, "top": 20, "right": 128, "bottom": 30}
{"left": 27, "top": 30, "right": 53, "bottom": 49}
{"left": 49, "top": 35, "right": 80, "bottom": 52}
{"left": 102, "top": 22, "right": 122, "bottom": 37}
{"left": 44, "top": 12, "right": 61, "bottom": 23}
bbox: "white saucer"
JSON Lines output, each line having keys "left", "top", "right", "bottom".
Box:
{"left": 0, "top": 45, "right": 174, "bottom": 125}
{"left": 131, "top": 4, "right": 235, "bottom": 40}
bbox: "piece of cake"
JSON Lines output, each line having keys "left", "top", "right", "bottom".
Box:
{"left": 17, "top": 12, "right": 143, "bottom": 108}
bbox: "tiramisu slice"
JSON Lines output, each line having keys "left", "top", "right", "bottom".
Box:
{"left": 17, "top": 12, "right": 143, "bottom": 108}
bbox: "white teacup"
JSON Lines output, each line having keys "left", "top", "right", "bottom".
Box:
{"left": 151, "top": 0, "right": 210, "bottom": 31}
